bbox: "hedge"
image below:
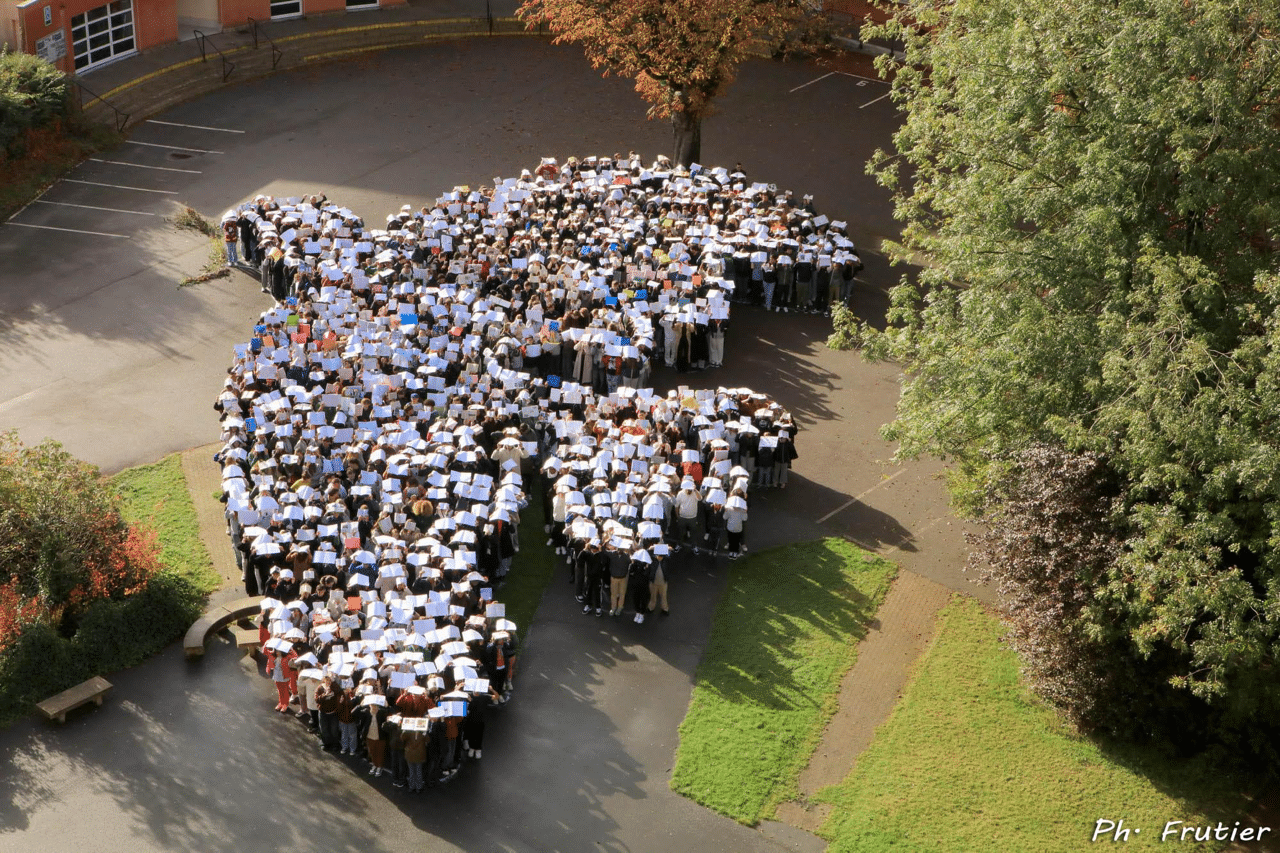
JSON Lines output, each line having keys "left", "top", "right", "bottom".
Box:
{"left": 0, "top": 570, "right": 205, "bottom": 724}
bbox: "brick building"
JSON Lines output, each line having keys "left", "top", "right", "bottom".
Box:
{"left": 2, "top": 0, "right": 404, "bottom": 75}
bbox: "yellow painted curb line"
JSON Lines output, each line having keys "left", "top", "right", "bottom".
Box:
{"left": 275, "top": 16, "right": 524, "bottom": 43}
{"left": 99, "top": 43, "right": 255, "bottom": 101}
{"left": 302, "top": 29, "right": 538, "bottom": 62}
{"left": 100, "top": 56, "right": 203, "bottom": 101}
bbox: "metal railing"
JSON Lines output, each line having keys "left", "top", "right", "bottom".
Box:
{"left": 247, "top": 17, "right": 284, "bottom": 70}
{"left": 193, "top": 29, "right": 236, "bottom": 82}
{"left": 70, "top": 78, "right": 130, "bottom": 132}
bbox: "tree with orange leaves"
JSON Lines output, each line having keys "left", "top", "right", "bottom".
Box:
{"left": 517, "top": 0, "right": 817, "bottom": 165}
{"left": 0, "top": 431, "right": 160, "bottom": 647}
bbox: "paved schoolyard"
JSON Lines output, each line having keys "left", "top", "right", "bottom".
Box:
{"left": 0, "top": 38, "right": 983, "bottom": 853}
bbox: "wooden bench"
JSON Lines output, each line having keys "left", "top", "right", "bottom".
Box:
{"left": 36, "top": 676, "right": 113, "bottom": 723}
{"left": 229, "top": 624, "right": 262, "bottom": 656}
{"left": 183, "top": 596, "right": 263, "bottom": 658}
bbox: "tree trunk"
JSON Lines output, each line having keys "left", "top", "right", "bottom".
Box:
{"left": 671, "top": 109, "right": 702, "bottom": 167}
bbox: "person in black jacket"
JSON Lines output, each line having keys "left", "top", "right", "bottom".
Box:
{"left": 738, "top": 427, "right": 760, "bottom": 486}
{"left": 628, "top": 550, "right": 651, "bottom": 623}
{"left": 238, "top": 211, "right": 256, "bottom": 267}
{"left": 577, "top": 538, "right": 605, "bottom": 615}
{"left": 647, "top": 545, "right": 672, "bottom": 616}
{"left": 772, "top": 429, "right": 799, "bottom": 489}
{"left": 702, "top": 497, "right": 726, "bottom": 555}
{"left": 794, "top": 256, "right": 815, "bottom": 313}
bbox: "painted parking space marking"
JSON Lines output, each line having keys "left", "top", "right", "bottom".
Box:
{"left": 790, "top": 71, "right": 836, "bottom": 93}
{"left": 146, "top": 119, "right": 244, "bottom": 133}
{"left": 36, "top": 200, "right": 156, "bottom": 216}
{"left": 89, "top": 158, "right": 203, "bottom": 174}
{"left": 5, "top": 221, "right": 129, "bottom": 238}
{"left": 63, "top": 179, "right": 179, "bottom": 194}
{"left": 123, "top": 140, "right": 224, "bottom": 155}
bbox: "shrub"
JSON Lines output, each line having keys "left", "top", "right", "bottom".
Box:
{"left": 0, "top": 439, "right": 211, "bottom": 725}
{"left": 0, "top": 621, "right": 87, "bottom": 722}
{"left": 0, "top": 432, "right": 160, "bottom": 645}
{"left": 0, "top": 49, "right": 70, "bottom": 158}
{"left": 0, "top": 570, "right": 205, "bottom": 724}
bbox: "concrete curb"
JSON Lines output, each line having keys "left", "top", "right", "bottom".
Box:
{"left": 833, "top": 34, "right": 906, "bottom": 63}
{"left": 183, "top": 596, "right": 263, "bottom": 658}
{"left": 84, "top": 17, "right": 545, "bottom": 128}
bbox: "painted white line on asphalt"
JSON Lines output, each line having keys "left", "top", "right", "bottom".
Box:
{"left": 877, "top": 516, "right": 948, "bottom": 558}
{"left": 836, "top": 71, "right": 890, "bottom": 85}
{"left": 789, "top": 71, "right": 836, "bottom": 93}
{"left": 859, "top": 92, "right": 893, "bottom": 109}
{"left": 123, "top": 140, "right": 223, "bottom": 155}
{"left": 64, "top": 179, "right": 178, "bottom": 194}
{"left": 6, "top": 187, "right": 48, "bottom": 222}
{"left": 816, "top": 469, "right": 907, "bottom": 524}
{"left": 36, "top": 199, "right": 155, "bottom": 216}
{"left": 146, "top": 119, "right": 245, "bottom": 133}
{"left": 5, "top": 221, "right": 129, "bottom": 238}
{"left": 89, "top": 158, "right": 202, "bottom": 174}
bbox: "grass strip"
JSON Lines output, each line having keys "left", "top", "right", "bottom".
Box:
{"left": 502, "top": 485, "right": 557, "bottom": 643}
{"left": 815, "top": 597, "right": 1253, "bottom": 852}
{"left": 112, "top": 454, "right": 220, "bottom": 595}
{"left": 672, "top": 537, "right": 897, "bottom": 824}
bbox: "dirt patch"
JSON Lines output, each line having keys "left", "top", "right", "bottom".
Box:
{"left": 776, "top": 569, "right": 954, "bottom": 832}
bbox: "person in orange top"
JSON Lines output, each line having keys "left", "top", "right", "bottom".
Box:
{"left": 265, "top": 640, "right": 298, "bottom": 713}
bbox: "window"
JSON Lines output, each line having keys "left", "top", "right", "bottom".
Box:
{"left": 269, "top": 0, "right": 302, "bottom": 19}
{"left": 346, "top": 0, "right": 379, "bottom": 9}
{"left": 71, "top": 0, "right": 135, "bottom": 71}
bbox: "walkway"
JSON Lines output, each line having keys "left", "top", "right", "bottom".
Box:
{"left": 775, "top": 571, "right": 954, "bottom": 832}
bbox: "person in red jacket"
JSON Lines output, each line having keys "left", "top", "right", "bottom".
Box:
{"left": 265, "top": 641, "right": 298, "bottom": 712}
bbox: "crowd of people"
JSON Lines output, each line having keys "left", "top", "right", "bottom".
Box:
{"left": 214, "top": 155, "right": 814, "bottom": 790}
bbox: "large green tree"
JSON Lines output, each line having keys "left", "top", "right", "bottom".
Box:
{"left": 849, "top": 0, "right": 1280, "bottom": 748}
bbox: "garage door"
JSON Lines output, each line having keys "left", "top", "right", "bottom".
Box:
{"left": 71, "top": 0, "right": 135, "bottom": 72}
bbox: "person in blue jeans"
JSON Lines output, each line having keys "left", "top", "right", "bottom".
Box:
{"left": 222, "top": 214, "right": 239, "bottom": 267}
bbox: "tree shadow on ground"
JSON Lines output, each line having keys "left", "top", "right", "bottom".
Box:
{"left": 689, "top": 539, "right": 888, "bottom": 713}
{"left": 0, "top": 642, "right": 388, "bottom": 853}
{"left": 1090, "top": 734, "right": 1275, "bottom": 846}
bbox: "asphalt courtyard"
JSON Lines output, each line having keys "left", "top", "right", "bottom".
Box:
{"left": 0, "top": 38, "right": 983, "bottom": 853}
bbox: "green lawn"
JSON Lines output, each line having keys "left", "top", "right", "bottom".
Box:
{"left": 815, "top": 597, "right": 1251, "bottom": 852}
{"left": 503, "top": 485, "right": 558, "bottom": 644}
{"left": 112, "top": 454, "right": 219, "bottom": 595}
{"left": 671, "top": 537, "right": 897, "bottom": 824}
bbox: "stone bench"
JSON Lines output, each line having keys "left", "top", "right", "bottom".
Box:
{"left": 36, "top": 676, "right": 113, "bottom": 723}
{"left": 229, "top": 624, "right": 262, "bottom": 656}
{"left": 183, "top": 596, "right": 263, "bottom": 658}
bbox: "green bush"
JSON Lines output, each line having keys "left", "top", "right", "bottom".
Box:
{"left": 0, "top": 570, "right": 205, "bottom": 724}
{"left": 0, "top": 48, "right": 70, "bottom": 157}
{"left": 0, "top": 621, "right": 87, "bottom": 722}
